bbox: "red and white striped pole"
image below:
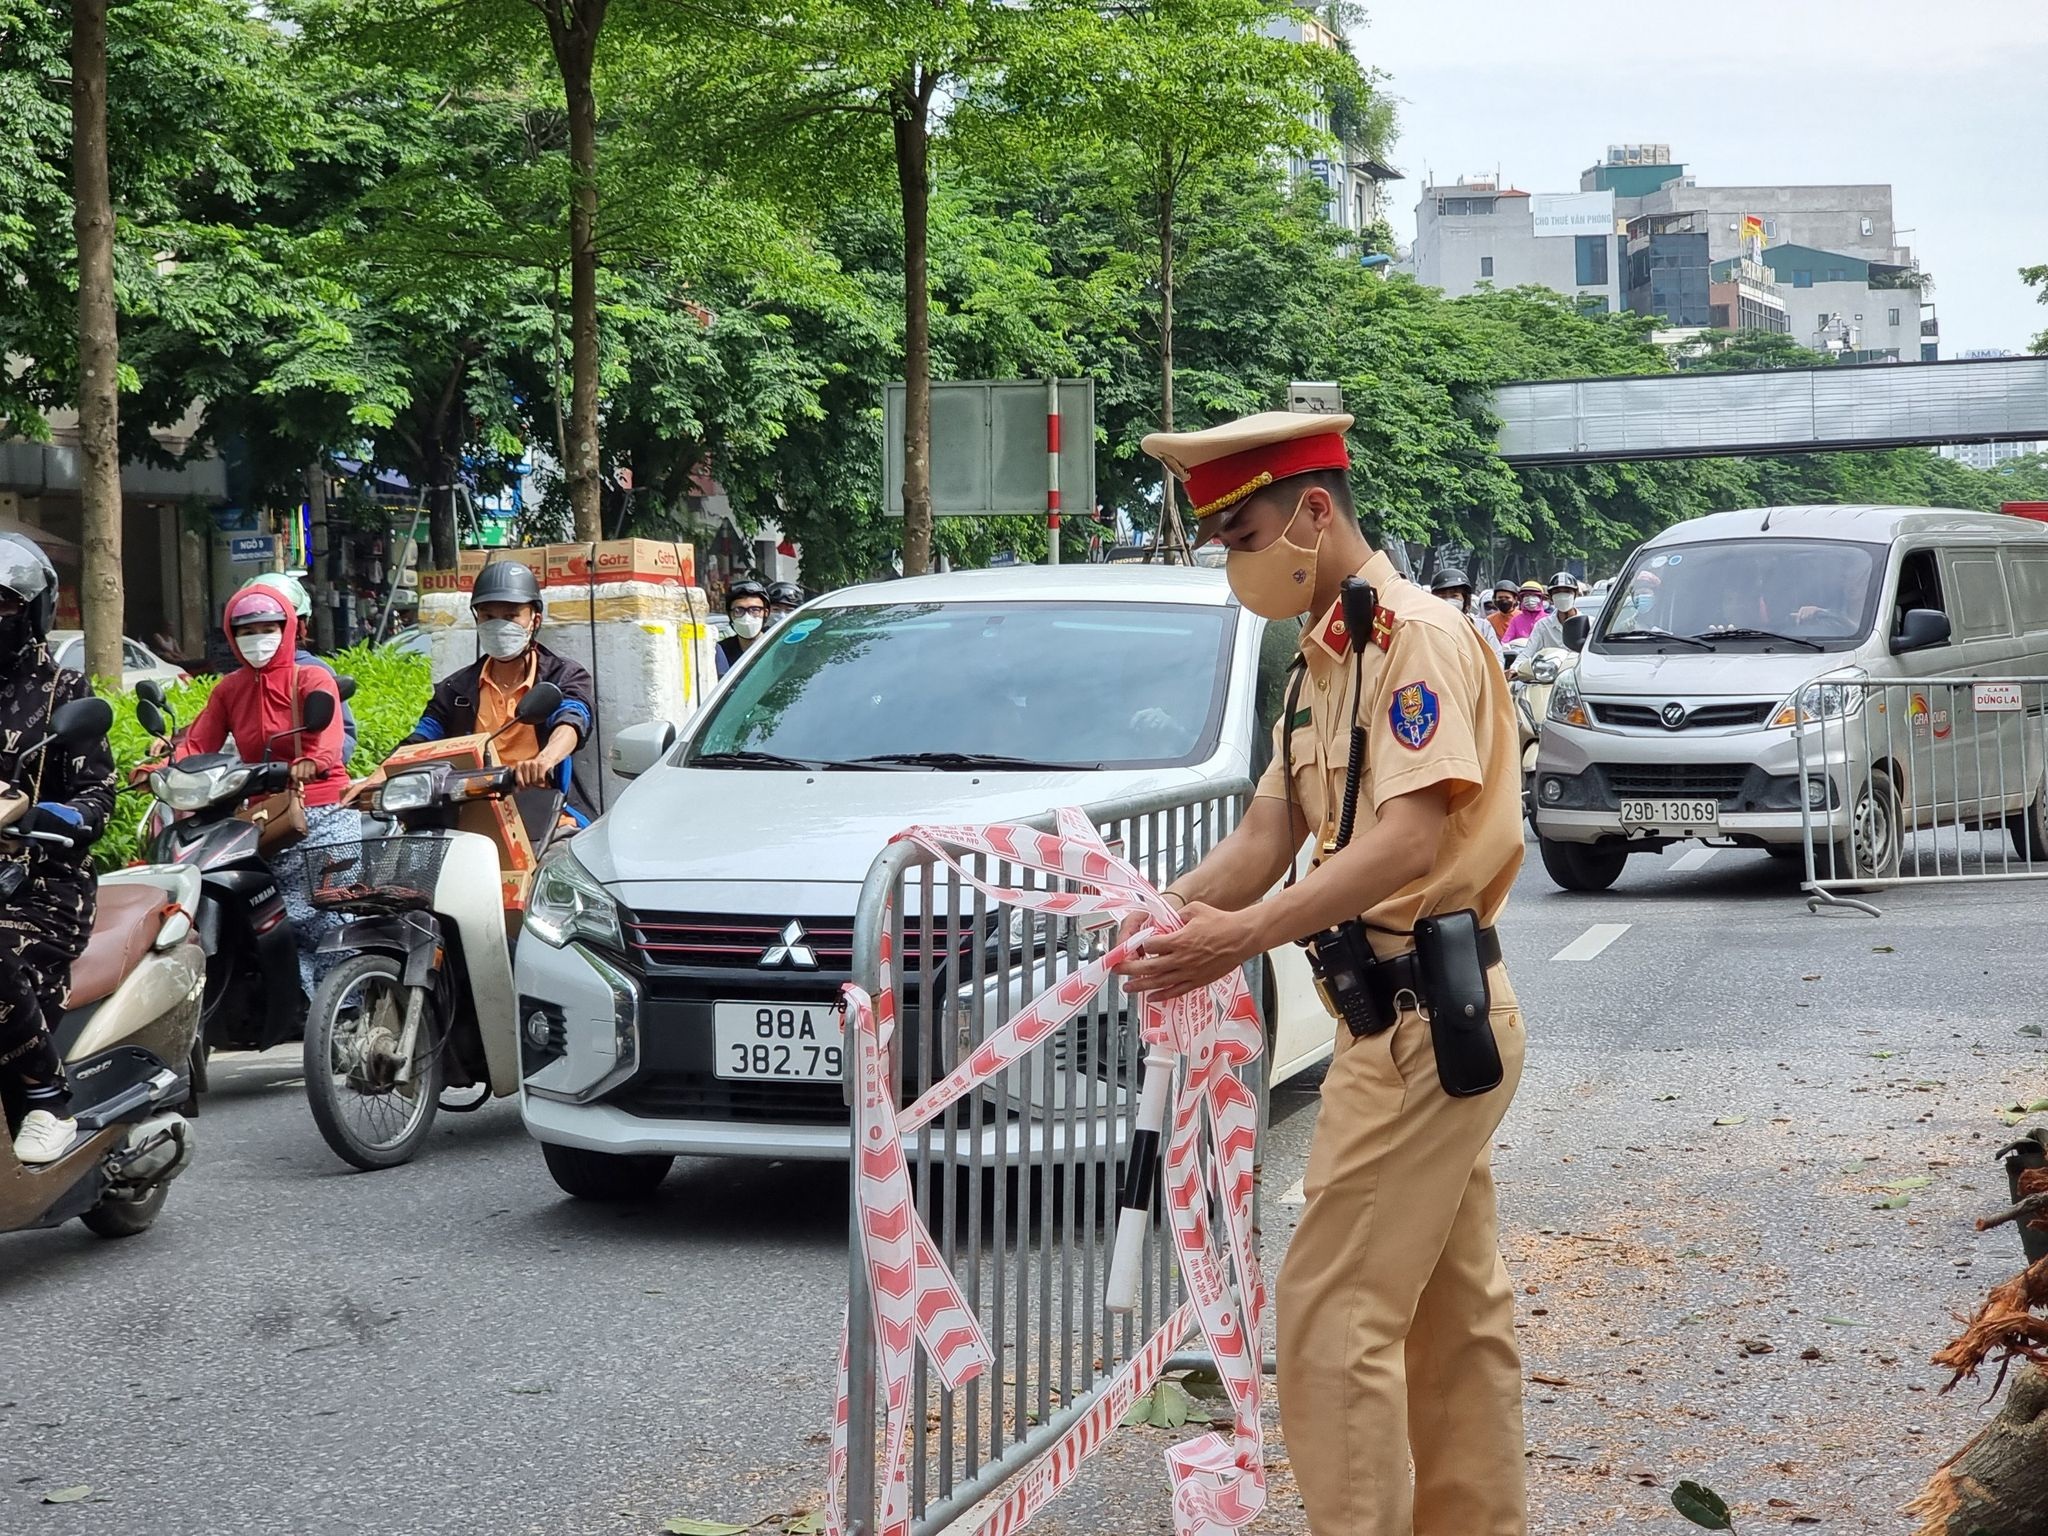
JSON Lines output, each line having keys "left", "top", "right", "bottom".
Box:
{"left": 1046, "top": 376, "right": 1062, "bottom": 567}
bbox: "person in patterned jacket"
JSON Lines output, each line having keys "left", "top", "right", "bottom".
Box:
{"left": 0, "top": 536, "right": 116, "bottom": 1165}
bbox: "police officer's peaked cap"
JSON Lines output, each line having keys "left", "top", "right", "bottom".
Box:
{"left": 1141, "top": 410, "right": 1354, "bottom": 545}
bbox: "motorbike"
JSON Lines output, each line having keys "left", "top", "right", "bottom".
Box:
{"left": 298, "top": 681, "right": 565, "bottom": 1170}
{"left": 132, "top": 679, "right": 342, "bottom": 1086}
{"left": 1510, "top": 646, "right": 1577, "bottom": 822}
{"left": 1, "top": 697, "right": 203, "bottom": 1241}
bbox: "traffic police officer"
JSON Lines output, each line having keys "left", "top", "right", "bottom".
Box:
{"left": 1115, "top": 410, "right": 1528, "bottom": 1536}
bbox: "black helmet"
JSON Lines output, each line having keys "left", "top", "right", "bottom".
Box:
{"left": 472, "top": 559, "right": 543, "bottom": 612}
{"left": 1547, "top": 570, "right": 1578, "bottom": 594}
{"left": 767, "top": 580, "right": 804, "bottom": 610}
{"left": 727, "top": 578, "right": 769, "bottom": 611}
{"left": 1428, "top": 567, "right": 1471, "bottom": 595}
{"left": 0, "top": 533, "right": 58, "bottom": 649}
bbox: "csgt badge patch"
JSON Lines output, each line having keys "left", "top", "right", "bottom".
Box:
{"left": 1389, "top": 681, "right": 1440, "bottom": 750}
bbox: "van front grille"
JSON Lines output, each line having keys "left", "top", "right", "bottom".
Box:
{"left": 1591, "top": 700, "right": 1775, "bottom": 730}
{"left": 1604, "top": 765, "right": 1750, "bottom": 805}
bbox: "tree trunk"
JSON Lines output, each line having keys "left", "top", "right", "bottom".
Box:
{"left": 305, "top": 460, "right": 335, "bottom": 652}
{"left": 72, "top": 0, "right": 123, "bottom": 682}
{"left": 893, "top": 71, "right": 933, "bottom": 577}
{"left": 1155, "top": 170, "right": 1188, "bottom": 565}
{"left": 546, "top": 1, "right": 608, "bottom": 543}
{"left": 1907, "top": 1364, "right": 2048, "bottom": 1536}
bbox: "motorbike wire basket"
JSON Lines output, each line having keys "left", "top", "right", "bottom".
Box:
{"left": 309, "top": 836, "right": 451, "bottom": 915}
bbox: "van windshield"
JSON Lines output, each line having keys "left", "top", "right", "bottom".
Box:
{"left": 1597, "top": 538, "right": 1888, "bottom": 653}
{"left": 687, "top": 600, "right": 1236, "bottom": 770}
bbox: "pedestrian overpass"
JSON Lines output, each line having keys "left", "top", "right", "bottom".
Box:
{"left": 1492, "top": 353, "right": 2048, "bottom": 466}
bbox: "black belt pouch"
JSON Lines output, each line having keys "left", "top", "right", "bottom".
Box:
{"left": 1413, "top": 909, "right": 1502, "bottom": 1097}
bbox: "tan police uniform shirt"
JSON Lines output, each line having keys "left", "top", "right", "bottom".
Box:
{"left": 1253, "top": 550, "right": 1524, "bottom": 954}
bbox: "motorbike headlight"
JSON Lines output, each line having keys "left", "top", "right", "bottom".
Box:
{"left": 378, "top": 770, "right": 437, "bottom": 814}
{"left": 1770, "top": 680, "right": 1867, "bottom": 728}
{"left": 1532, "top": 657, "right": 1560, "bottom": 684}
{"left": 1545, "top": 669, "right": 1589, "bottom": 728}
{"left": 524, "top": 847, "right": 622, "bottom": 951}
{"left": 152, "top": 763, "right": 249, "bottom": 811}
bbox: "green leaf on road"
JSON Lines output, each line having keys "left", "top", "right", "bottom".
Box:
{"left": 784, "top": 1513, "right": 825, "bottom": 1534}
{"left": 1713, "top": 1116, "right": 1747, "bottom": 1126}
{"left": 1821, "top": 1315, "right": 1869, "bottom": 1326}
{"left": 2020, "top": 1024, "right": 2044, "bottom": 1038}
{"left": 1871, "top": 945, "right": 1894, "bottom": 953}
{"left": 1120, "top": 1381, "right": 1196, "bottom": 1430}
{"left": 1654, "top": 1093, "right": 1680, "bottom": 1102}
{"left": 1878, "top": 1177, "right": 1931, "bottom": 1192}
{"left": 41, "top": 1487, "right": 91, "bottom": 1505}
{"left": 1870, "top": 1050, "right": 1895, "bottom": 1060}
{"left": 1671, "top": 1479, "right": 1734, "bottom": 1529}
{"left": 1874, "top": 1194, "right": 1912, "bottom": 1209}
{"left": 664, "top": 1520, "right": 750, "bottom": 1535}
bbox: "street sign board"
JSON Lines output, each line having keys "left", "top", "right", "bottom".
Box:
{"left": 883, "top": 379, "right": 1094, "bottom": 518}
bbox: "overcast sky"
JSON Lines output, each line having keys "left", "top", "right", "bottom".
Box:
{"left": 1357, "top": 0, "right": 2048, "bottom": 355}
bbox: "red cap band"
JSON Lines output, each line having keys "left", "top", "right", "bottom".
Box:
{"left": 1184, "top": 432, "right": 1352, "bottom": 522}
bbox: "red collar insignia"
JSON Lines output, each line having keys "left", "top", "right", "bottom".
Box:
{"left": 1370, "top": 606, "right": 1395, "bottom": 652}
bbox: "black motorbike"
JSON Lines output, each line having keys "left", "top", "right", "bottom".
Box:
{"left": 134, "top": 680, "right": 343, "bottom": 1084}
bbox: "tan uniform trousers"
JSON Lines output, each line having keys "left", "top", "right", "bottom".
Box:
{"left": 1276, "top": 977, "right": 1527, "bottom": 1536}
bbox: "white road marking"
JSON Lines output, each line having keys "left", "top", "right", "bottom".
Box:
{"left": 1551, "top": 922, "right": 1630, "bottom": 963}
{"left": 1669, "top": 846, "right": 1718, "bottom": 874}
{"left": 1280, "top": 1178, "right": 1306, "bottom": 1207}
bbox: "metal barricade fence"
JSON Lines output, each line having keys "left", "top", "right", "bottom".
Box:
{"left": 840, "top": 782, "right": 1262, "bottom": 1536}
{"left": 1794, "top": 673, "right": 2048, "bottom": 915}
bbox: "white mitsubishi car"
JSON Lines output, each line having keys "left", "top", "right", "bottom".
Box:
{"left": 514, "top": 566, "right": 1329, "bottom": 1201}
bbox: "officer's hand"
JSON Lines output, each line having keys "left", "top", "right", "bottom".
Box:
{"left": 1112, "top": 901, "right": 1256, "bottom": 1002}
{"left": 1115, "top": 890, "right": 1184, "bottom": 952}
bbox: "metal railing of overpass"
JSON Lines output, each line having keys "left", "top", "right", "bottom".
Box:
{"left": 1493, "top": 354, "right": 2048, "bottom": 467}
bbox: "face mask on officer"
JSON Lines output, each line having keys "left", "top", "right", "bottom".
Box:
{"left": 1225, "top": 493, "right": 1323, "bottom": 621}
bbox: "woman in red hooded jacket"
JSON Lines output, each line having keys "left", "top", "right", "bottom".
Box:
{"left": 185, "top": 586, "right": 353, "bottom": 996}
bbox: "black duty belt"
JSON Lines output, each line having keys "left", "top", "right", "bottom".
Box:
{"left": 1361, "top": 925, "right": 1503, "bottom": 1030}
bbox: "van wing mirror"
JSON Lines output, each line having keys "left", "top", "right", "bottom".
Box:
{"left": 1892, "top": 607, "right": 1951, "bottom": 655}
{"left": 1561, "top": 613, "right": 1592, "bottom": 652}
{"left": 610, "top": 720, "right": 676, "bottom": 780}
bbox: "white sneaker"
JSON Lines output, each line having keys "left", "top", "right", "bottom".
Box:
{"left": 13, "top": 1109, "right": 78, "bottom": 1165}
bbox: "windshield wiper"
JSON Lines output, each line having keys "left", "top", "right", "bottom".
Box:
{"left": 1690, "top": 626, "right": 1825, "bottom": 652}
{"left": 1603, "top": 630, "right": 1715, "bottom": 652}
{"left": 691, "top": 749, "right": 843, "bottom": 771}
{"left": 847, "top": 751, "right": 1080, "bottom": 771}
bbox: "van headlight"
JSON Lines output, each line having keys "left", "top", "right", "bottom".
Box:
{"left": 1546, "top": 670, "right": 1590, "bottom": 727}
{"left": 1771, "top": 680, "right": 1866, "bottom": 728}
{"left": 525, "top": 848, "right": 622, "bottom": 951}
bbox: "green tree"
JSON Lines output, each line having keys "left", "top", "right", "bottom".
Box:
{"left": 2023, "top": 262, "right": 2048, "bottom": 353}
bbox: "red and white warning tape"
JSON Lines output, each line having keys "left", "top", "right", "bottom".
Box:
{"left": 825, "top": 808, "right": 1266, "bottom": 1536}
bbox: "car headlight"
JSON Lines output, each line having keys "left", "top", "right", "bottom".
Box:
{"left": 524, "top": 848, "right": 622, "bottom": 951}
{"left": 151, "top": 763, "right": 249, "bottom": 811}
{"left": 1545, "top": 670, "right": 1589, "bottom": 727}
{"left": 1001, "top": 906, "right": 1110, "bottom": 963}
{"left": 378, "top": 770, "right": 436, "bottom": 813}
{"left": 1771, "top": 680, "right": 1867, "bottom": 728}
{"left": 1532, "top": 657, "right": 1560, "bottom": 684}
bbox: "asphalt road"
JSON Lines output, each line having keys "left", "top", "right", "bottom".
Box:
{"left": 7, "top": 835, "right": 2045, "bottom": 1536}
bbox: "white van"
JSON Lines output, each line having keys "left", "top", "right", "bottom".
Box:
{"left": 1532, "top": 505, "right": 2048, "bottom": 890}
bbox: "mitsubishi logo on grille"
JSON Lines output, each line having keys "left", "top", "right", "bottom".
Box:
{"left": 759, "top": 920, "right": 818, "bottom": 970}
{"left": 1660, "top": 701, "right": 1688, "bottom": 729}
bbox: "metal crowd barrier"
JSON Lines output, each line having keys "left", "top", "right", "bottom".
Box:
{"left": 1793, "top": 673, "right": 2048, "bottom": 916}
{"left": 841, "top": 782, "right": 1262, "bottom": 1536}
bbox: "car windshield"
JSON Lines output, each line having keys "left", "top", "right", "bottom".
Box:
{"left": 1598, "top": 537, "right": 1887, "bottom": 652}
{"left": 688, "top": 600, "right": 1236, "bottom": 770}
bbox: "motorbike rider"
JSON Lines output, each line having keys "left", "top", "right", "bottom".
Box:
{"left": 0, "top": 537, "right": 116, "bottom": 1165}
{"left": 766, "top": 580, "right": 805, "bottom": 628}
{"left": 1486, "top": 579, "right": 1519, "bottom": 642}
{"left": 1513, "top": 572, "right": 1585, "bottom": 675}
{"left": 242, "top": 572, "right": 358, "bottom": 760}
{"left": 184, "top": 586, "right": 352, "bottom": 1000}
{"left": 344, "top": 560, "right": 597, "bottom": 821}
{"left": 715, "top": 578, "right": 770, "bottom": 677}
{"left": 1502, "top": 579, "right": 1550, "bottom": 646}
{"left": 1428, "top": 567, "right": 1505, "bottom": 661}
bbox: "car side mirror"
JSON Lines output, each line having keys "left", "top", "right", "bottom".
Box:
{"left": 1892, "top": 607, "right": 1951, "bottom": 655}
{"left": 610, "top": 720, "right": 677, "bottom": 780}
{"left": 1561, "top": 613, "right": 1592, "bottom": 652}
{"left": 301, "top": 689, "right": 337, "bottom": 733}
{"left": 516, "top": 681, "right": 563, "bottom": 725}
{"left": 136, "top": 699, "right": 168, "bottom": 740}
{"left": 51, "top": 696, "right": 113, "bottom": 747}
{"left": 134, "top": 679, "right": 166, "bottom": 709}
{"left": 335, "top": 675, "right": 358, "bottom": 703}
